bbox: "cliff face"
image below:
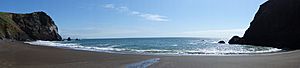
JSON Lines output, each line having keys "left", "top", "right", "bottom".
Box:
{"left": 229, "top": 0, "right": 300, "bottom": 49}
{"left": 0, "top": 12, "right": 62, "bottom": 41}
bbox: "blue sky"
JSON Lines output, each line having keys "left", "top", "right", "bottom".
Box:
{"left": 0, "top": 0, "right": 267, "bottom": 39}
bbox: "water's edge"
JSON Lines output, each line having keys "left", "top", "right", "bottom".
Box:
{"left": 24, "top": 39, "right": 283, "bottom": 56}
{"left": 126, "top": 58, "right": 160, "bottom": 68}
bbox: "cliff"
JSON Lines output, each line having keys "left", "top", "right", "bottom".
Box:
{"left": 0, "top": 11, "right": 62, "bottom": 41}
{"left": 229, "top": 0, "right": 300, "bottom": 49}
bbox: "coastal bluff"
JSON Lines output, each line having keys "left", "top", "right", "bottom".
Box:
{"left": 229, "top": 0, "right": 300, "bottom": 49}
{"left": 0, "top": 11, "right": 62, "bottom": 41}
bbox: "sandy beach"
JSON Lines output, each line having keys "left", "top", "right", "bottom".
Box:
{"left": 150, "top": 51, "right": 300, "bottom": 68}
{"left": 1, "top": 40, "right": 300, "bottom": 68}
{"left": 0, "top": 40, "right": 155, "bottom": 68}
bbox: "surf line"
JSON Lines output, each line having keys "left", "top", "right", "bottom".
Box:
{"left": 126, "top": 58, "right": 160, "bottom": 68}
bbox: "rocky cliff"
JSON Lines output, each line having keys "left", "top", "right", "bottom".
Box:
{"left": 0, "top": 11, "right": 62, "bottom": 41}
{"left": 229, "top": 0, "right": 300, "bottom": 49}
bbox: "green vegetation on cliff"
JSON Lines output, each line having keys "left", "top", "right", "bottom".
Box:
{"left": 0, "top": 12, "right": 7, "bottom": 15}
{"left": 0, "top": 12, "right": 62, "bottom": 41}
{"left": 0, "top": 12, "right": 28, "bottom": 40}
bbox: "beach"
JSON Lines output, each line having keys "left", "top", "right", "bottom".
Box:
{"left": 150, "top": 51, "right": 300, "bottom": 68}
{"left": 1, "top": 40, "right": 300, "bottom": 68}
{"left": 1, "top": 0, "right": 299, "bottom": 68}
{"left": 0, "top": 40, "right": 155, "bottom": 68}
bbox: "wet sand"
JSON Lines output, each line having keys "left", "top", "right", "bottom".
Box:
{"left": 150, "top": 51, "right": 300, "bottom": 68}
{"left": 0, "top": 40, "right": 155, "bottom": 68}
{"left": 1, "top": 40, "right": 300, "bottom": 68}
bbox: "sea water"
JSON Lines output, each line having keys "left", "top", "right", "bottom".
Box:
{"left": 25, "top": 38, "right": 282, "bottom": 56}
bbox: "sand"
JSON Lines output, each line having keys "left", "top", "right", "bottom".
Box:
{"left": 0, "top": 40, "right": 155, "bottom": 68}
{"left": 0, "top": 40, "right": 300, "bottom": 68}
{"left": 150, "top": 51, "right": 300, "bottom": 68}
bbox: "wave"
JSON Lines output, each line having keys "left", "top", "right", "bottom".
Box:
{"left": 24, "top": 40, "right": 282, "bottom": 56}
{"left": 24, "top": 40, "right": 126, "bottom": 53}
{"left": 185, "top": 48, "right": 282, "bottom": 54}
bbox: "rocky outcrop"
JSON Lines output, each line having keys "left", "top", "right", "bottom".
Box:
{"left": 228, "top": 36, "right": 245, "bottom": 44}
{"left": 0, "top": 11, "right": 62, "bottom": 41}
{"left": 218, "top": 41, "right": 225, "bottom": 44}
{"left": 229, "top": 0, "right": 300, "bottom": 49}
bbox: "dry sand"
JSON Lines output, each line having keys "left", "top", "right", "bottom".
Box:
{"left": 0, "top": 40, "right": 300, "bottom": 68}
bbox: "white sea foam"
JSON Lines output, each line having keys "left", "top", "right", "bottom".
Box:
{"left": 188, "top": 42, "right": 198, "bottom": 45}
{"left": 24, "top": 40, "right": 78, "bottom": 47}
{"left": 24, "top": 40, "right": 282, "bottom": 56}
{"left": 185, "top": 48, "right": 282, "bottom": 54}
{"left": 24, "top": 40, "right": 126, "bottom": 53}
{"left": 107, "top": 44, "right": 122, "bottom": 48}
{"left": 135, "top": 49, "right": 172, "bottom": 52}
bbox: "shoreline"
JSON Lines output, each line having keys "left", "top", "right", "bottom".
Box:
{"left": 24, "top": 40, "right": 284, "bottom": 57}
{"left": 23, "top": 40, "right": 299, "bottom": 57}
{"left": 1, "top": 40, "right": 300, "bottom": 68}
{"left": 150, "top": 49, "right": 300, "bottom": 68}
{"left": 0, "top": 40, "right": 157, "bottom": 68}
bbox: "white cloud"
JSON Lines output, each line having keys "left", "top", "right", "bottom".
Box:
{"left": 117, "top": 6, "right": 129, "bottom": 12}
{"left": 131, "top": 11, "right": 140, "bottom": 15}
{"left": 104, "top": 4, "right": 115, "bottom": 9}
{"left": 103, "top": 4, "right": 169, "bottom": 22}
{"left": 139, "top": 14, "right": 169, "bottom": 22}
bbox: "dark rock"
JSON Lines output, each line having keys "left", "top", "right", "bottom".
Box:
{"left": 67, "top": 37, "right": 71, "bottom": 41}
{"left": 229, "top": 0, "right": 300, "bottom": 49}
{"left": 0, "top": 11, "right": 62, "bottom": 41}
{"left": 218, "top": 41, "right": 225, "bottom": 44}
{"left": 228, "top": 36, "right": 245, "bottom": 44}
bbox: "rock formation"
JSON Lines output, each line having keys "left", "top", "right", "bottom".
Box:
{"left": 218, "top": 41, "right": 225, "bottom": 44}
{"left": 67, "top": 37, "right": 71, "bottom": 41}
{"left": 0, "top": 11, "right": 62, "bottom": 41}
{"left": 229, "top": 0, "right": 300, "bottom": 49}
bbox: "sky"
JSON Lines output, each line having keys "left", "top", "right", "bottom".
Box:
{"left": 0, "top": 0, "right": 267, "bottom": 39}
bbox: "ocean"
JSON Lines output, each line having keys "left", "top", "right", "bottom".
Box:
{"left": 25, "top": 38, "right": 282, "bottom": 56}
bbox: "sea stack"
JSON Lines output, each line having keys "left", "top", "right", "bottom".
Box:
{"left": 229, "top": 0, "right": 300, "bottom": 49}
{"left": 67, "top": 37, "right": 71, "bottom": 41}
{"left": 218, "top": 41, "right": 226, "bottom": 44}
{"left": 0, "top": 11, "right": 62, "bottom": 41}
